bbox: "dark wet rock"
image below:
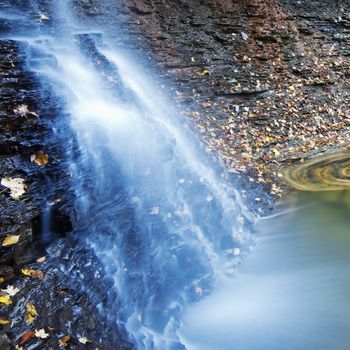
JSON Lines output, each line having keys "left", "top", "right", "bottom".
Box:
{"left": 0, "top": 332, "right": 13, "bottom": 350}
{"left": 0, "top": 38, "right": 131, "bottom": 349}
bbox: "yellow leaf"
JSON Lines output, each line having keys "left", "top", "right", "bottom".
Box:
{"left": 36, "top": 256, "right": 46, "bottom": 263}
{"left": 272, "top": 148, "right": 281, "bottom": 157}
{"left": 242, "top": 55, "right": 251, "bottom": 63}
{"left": 26, "top": 302, "right": 38, "bottom": 316}
{"left": 0, "top": 318, "right": 10, "bottom": 325}
{"left": 2, "top": 235, "right": 20, "bottom": 247}
{"left": 0, "top": 277, "right": 4, "bottom": 284}
{"left": 25, "top": 302, "right": 38, "bottom": 324}
{"left": 199, "top": 69, "right": 209, "bottom": 76}
{"left": 241, "top": 152, "right": 251, "bottom": 159}
{"left": 21, "top": 269, "right": 31, "bottom": 276}
{"left": 0, "top": 295, "right": 12, "bottom": 305}
{"left": 24, "top": 313, "right": 36, "bottom": 324}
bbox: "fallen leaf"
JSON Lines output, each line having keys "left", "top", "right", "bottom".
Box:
{"left": 150, "top": 207, "right": 159, "bottom": 215}
{"left": 0, "top": 318, "right": 10, "bottom": 325}
{"left": 26, "top": 302, "right": 38, "bottom": 317}
{"left": 25, "top": 313, "right": 36, "bottom": 324}
{"left": 1, "top": 285, "right": 20, "bottom": 296}
{"left": 37, "top": 13, "right": 50, "bottom": 21}
{"left": 233, "top": 248, "right": 241, "bottom": 256}
{"left": 242, "top": 55, "right": 251, "bottom": 63}
{"left": 21, "top": 269, "right": 44, "bottom": 279}
{"left": 30, "top": 151, "right": 49, "bottom": 166}
{"left": 0, "top": 294, "right": 12, "bottom": 305}
{"left": 30, "top": 270, "right": 44, "bottom": 279}
{"left": 1, "top": 178, "right": 26, "bottom": 200}
{"left": 19, "top": 330, "right": 35, "bottom": 346}
{"left": 13, "top": 104, "right": 29, "bottom": 116}
{"left": 58, "top": 335, "right": 70, "bottom": 347}
{"left": 78, "top": 336, "right": 90, "bottom": 344}
{"left": 195, "top": 287, "right": 203, "bottom": 295}
{"left": 36, "top": 256, "right": 46, "bottom": 263}
{"left": 272, "top": 148, "right": 281, "bottom": 157}
{"left": 2, "top": 235, "right": 20, "bottom": 247}
{"left": 206, "top": 195, "right": 213, "bottom": 202}
{"left": 58, "top": 288, "right": 69, "bottom": 297}
{"left": 13, "top": 104, "right": 38, "bottom": 117}
{"left": 21, "top": 269, "right": 31, "bottom": 276}
{"left": 199, "top": 69, "right": 210, "bottom": 76}
{"left": 241, "top": 32, "right": 248, "bottom": 40}
{"left": 35, "top": 328, "right": 49, "bottom": 339}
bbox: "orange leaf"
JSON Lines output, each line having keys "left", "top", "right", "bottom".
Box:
{"left": 58, "top": 335, "right": 71, "bottom": 347}
{"left": 19, "top": 330, "right": 35, "bottom": 346}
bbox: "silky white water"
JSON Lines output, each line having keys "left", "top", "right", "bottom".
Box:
{"left": 26, "top": 33, "right": 251, "bottom": 348}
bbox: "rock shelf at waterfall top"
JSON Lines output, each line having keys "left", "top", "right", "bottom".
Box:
{"left": 120, "top": 0, "right": 350, "bottom": 196}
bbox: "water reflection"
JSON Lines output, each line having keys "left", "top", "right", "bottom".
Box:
{"left": 180, "top": 191, "right": 350, "bottom": 350}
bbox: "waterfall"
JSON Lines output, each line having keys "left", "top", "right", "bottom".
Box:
{"left": 6, "top": 1, "right": 252, "bottom": 348}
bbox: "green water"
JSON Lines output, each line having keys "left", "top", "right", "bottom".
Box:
{"left": 181, "top": 190, "right": 350, "bottom": 350}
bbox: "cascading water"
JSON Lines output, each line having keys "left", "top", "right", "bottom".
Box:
{"left": 35, "top": 36, "right": 250, "bottom": 348}
{"left": 5, "top": 2, "right": 251, "bottom": 348}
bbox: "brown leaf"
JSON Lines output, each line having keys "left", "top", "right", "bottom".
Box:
{"left": 58, "top": 335, "right": 70, "bottom": 348}
{"left": 21, "top": 269, "right": 44, "bottom": 279}
{"left": 30, "top": 151, "right": 49, "bottom": 166}
{"left": 19, "top": 330, "right": 35, "bottom": 346}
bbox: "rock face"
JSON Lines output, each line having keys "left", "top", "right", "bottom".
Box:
{"left": 0, "top": 39, "right": 130, "bottom": 350}
{"left": 102, "top": 0, "right": 350, "bottom": 195}
{"left": 0, "top": 40, "right": 72, "bottom": 267}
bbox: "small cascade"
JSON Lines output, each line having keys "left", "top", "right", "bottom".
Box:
{"left": 22, "top": 28, "right": 251, "bottom": 349}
